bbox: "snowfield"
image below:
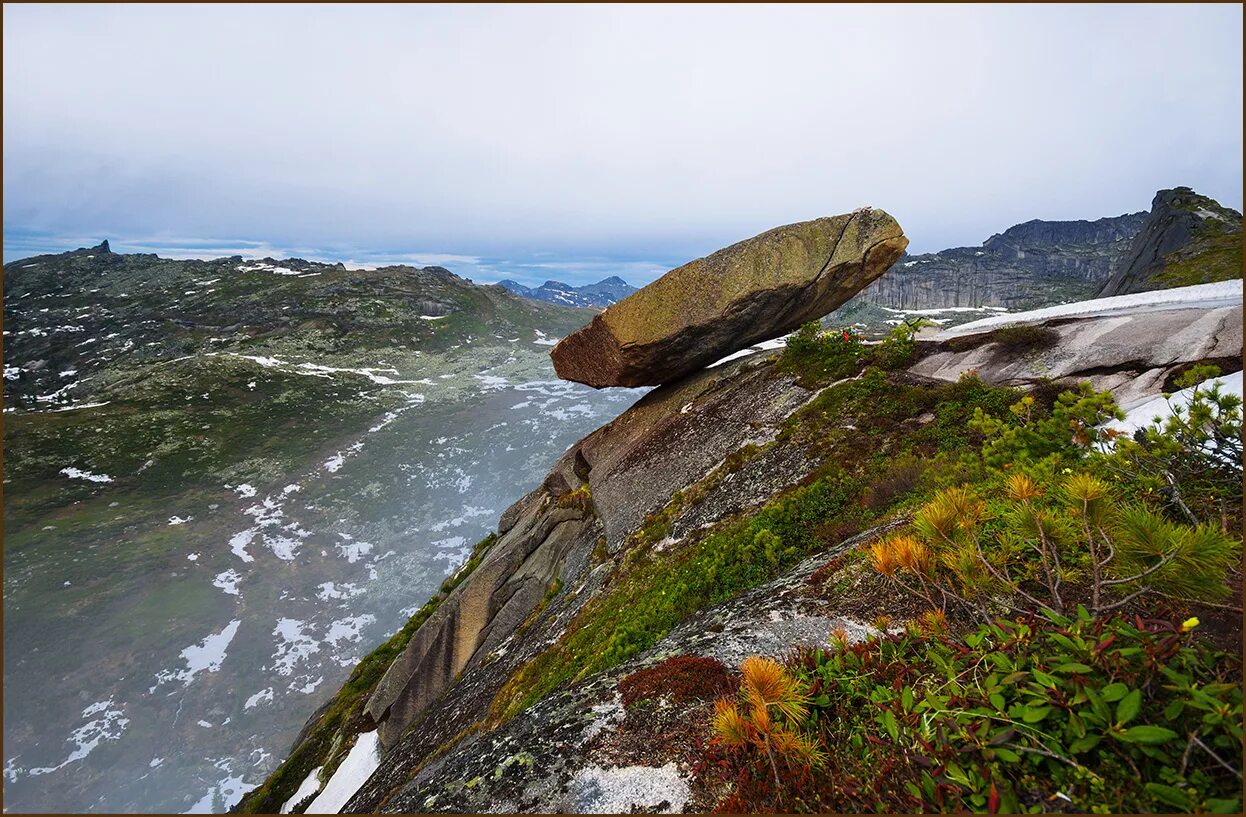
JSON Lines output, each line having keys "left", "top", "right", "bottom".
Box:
{"left": 937, "top": 280, "right": 1242, "bottom": 339}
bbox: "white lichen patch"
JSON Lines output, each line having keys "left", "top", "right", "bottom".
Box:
{"left": 563, "top": 762, "right": 690, "bottom": 814}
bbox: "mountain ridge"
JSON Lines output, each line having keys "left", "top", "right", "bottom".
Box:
{"left": 497, "top": 276, "right": 637, "bottom": 308}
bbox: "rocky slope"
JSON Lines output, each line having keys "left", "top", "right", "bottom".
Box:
{"left": 1, "top": 244, "right": 650, "bottom": 813}
{"left": 1098, "top": 187, "right": 1244, "bottom": 296}
{"left": 497, "top": 276, "right": 637, "bottom": 308}
{"left": 855, "top": 211, "right": 1148, "bottom": 310}
{"left": 240, "top": 221, "right": 1242, "bottom": 813}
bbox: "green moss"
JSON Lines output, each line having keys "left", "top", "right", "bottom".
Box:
{"left": 440, "top": 533, "right": 498, "bottom": 595}
{"left": 1153, "top": 225, "right": 1243, "bottom": 289}
{"left": 553, "top": 483, "right": 594, "bottom": 515}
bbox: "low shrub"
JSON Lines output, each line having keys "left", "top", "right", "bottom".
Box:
{"left": 990, "top": 324, "right": 1061, "bottom": 352}
{"left": 618, "top": 655, "right": 736, "bottom": 708}
{"left": 778, "top": 321, "right": 866, "bottom": 385}
{"left": 700, "top": 611, "right": 1243, "bottom": 813}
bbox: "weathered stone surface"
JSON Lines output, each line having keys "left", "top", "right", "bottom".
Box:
{"left": 913, "top": 304, "right": 1243, "bottom": 407}
{"left": 360, "top": 524, "right": 897, "bottom": 814}
{"left": 551, "top": 209, "right": 908, "bottom": 387}
{"left": 359, "top": 351, "right": 819, "bottom": 751}
{"left": 364, "top": 494, "right": 593, "bottom": 747}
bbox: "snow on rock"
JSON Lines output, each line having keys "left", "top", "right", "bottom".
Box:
{"left": 323, "top": 442, "right": 364, "bottom": 474}
{"left": 324, "top": 615, "right": 376, "bottom": 651}
{"left": 334, "top": 534, "right": 373, "bottom": 564}
{"left": 315, "top": 581, "right": 363, "bottom": 601}
{"left": 280, "top": 766, "right": 324, "bottom": 813}
{"left": 938, "top": 280, "right": 1243, "bottom": 339}
{"left": 709, "top": 332, "right": 793, "bottom": 368}
{"left": 229, "top": 529, "right": 257, "bottom": 563}
{"left": 244, "top": 687, "right": 275, "bottom": 710}
{"left": 305, "top": 731, "right": 381, "bottom": 814}
{"left": 271, "top": 618, "right": 320, "bottom": 676}
{"left": 563, "top": 762, "right": 691, "bottom": 814}
{"left": 183, "top": 768, "right": 248, "bottom": 813}
{"left": 213, "top": 569, "right": 243, "bottom": 596}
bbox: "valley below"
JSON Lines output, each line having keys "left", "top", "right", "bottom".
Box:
{"left": 1, "top": 248, "right": 646, "bottom": 812}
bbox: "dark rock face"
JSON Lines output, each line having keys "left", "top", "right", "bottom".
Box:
{"left": 497, "top": 276, "right": 637, "bottom": 308}
{"left": 359, "top": 354, "right": 819, "bottom": 752}
{"left": 858, "top": 212, "right": 1148, "bottom": 310}
{"left": 550, "top": 209, "right": 908, "bottom": 388}
{"left": 1098, "top": 187, "right": 1243, "bottom": 297}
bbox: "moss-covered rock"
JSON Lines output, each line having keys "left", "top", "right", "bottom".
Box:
{"left": 551, "top": 210, "right": 908, "bottom": 387}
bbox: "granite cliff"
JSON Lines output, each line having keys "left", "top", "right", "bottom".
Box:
{"left": 858, "top": 212, "right": 1147, "bottom": 310}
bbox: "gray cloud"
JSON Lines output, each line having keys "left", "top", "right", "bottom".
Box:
{"left": 4, "top": 4, "right": 1242, "bottom": 280}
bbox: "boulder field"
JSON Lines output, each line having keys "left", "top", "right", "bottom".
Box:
{"left": 551, "top": 208, "right": 908, "bottom": 387}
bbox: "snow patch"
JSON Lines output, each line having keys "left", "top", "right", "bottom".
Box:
{"left": 1106, "top": 371, "right": 1243, "bottom": 447}
{"left": 150, "top": 620, "right": 241, "bottom": 690}
{"left": 280, "top": 766, "right": 324, "bottom": 813}
{"left": 213, "top": 570, "right": 243, "bottom": 596}
{"left": 60, "top": 467, "right": 113, "bottom": 484}
{"left": 271, "top": 618, "right": 320, "bottom": 676}
{"left": 305, "top": 731, "right": 381, "bottom": 814}
{"left": 244, "top": 687, "right": 275, "bottom": 710}
{"left": 27, "top": 699, "right": 129, "bottom": 776}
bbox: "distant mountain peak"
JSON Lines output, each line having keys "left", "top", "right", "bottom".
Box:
{"left": 497, "top": 275, "right": 637, "bottom": 308}
{"left": 1099, "top": 186, "right": 1242, "bottom": 296}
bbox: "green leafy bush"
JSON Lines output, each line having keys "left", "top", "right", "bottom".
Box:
{"left": 778, "top": 320, "right": 866, "bottom": 385}
{"left": 872, "top": 318, "right": 931, "bottom": 369}
{"left": 700, "top": 611, "right": 1242, "bottom": 814}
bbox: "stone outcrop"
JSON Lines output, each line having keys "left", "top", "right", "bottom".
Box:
{"left": 342, "top": 285, "right": 1242, "bottom": 810}
{"left": 246, "top": 278, "right": 1243, "bottom": 814}
{"left": 361, "top": 353, "right": 821, "bottom": 751}
{"left": 550, "top": 209, "right": 908, "bottom": 387}
{"left": 856, "top": 212, "right": 1148, "bottom": 310}
{"left": 914, "top": 282, "right": 1243, "bottom": 407}
{"left": 1098, "top": 187, "right": 1243, "bottom": 297}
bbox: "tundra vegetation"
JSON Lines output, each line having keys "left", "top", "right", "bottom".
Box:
{"left": 699, "top": 349, "right": 1242, "bottom": 813}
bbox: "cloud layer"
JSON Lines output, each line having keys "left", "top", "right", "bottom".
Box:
{"left": 4, "top": 4, "right": 1242, "bottom": 280}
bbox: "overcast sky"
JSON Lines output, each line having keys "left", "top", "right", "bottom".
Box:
{"left": 4, "top": 4, "right": 1242, "bottom": 284}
